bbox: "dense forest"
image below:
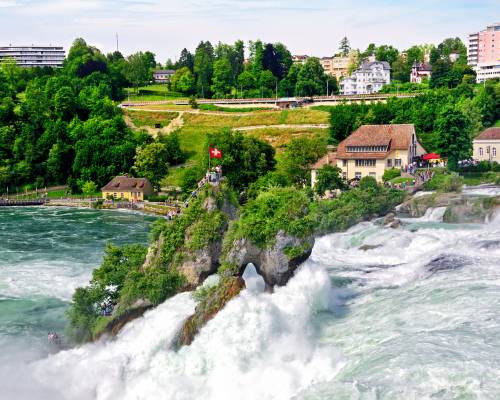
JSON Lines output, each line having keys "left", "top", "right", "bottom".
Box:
{"left": 0, "top": 39, "right": 183, "bottom": 192}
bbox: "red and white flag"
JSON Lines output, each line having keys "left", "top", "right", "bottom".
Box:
{"left": 209, "top": 147, "right": 222, "bottom": 159}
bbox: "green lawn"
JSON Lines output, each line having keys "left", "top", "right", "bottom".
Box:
{"left": 125, "top": 85, "right": 186, "bottom": 101}
{"left": 462, "top": 171, "right": 500, "bottom": 186}
{"left": 391, "top": 177, "right": 415, "bottom": 184}
{"left": 198, "top": 104, "right": 271, "bottom": 113}
{"left": 126, "top": 110, "right": 178, "bottom": 128}
{"left": 494, "top": 120, "right": 500, "bottom": 127}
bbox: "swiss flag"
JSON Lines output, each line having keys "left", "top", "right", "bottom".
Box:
{"left": 209, "top": 147, "right": 222, "bottom": 159}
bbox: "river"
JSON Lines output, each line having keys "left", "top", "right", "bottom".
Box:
{"left": 1, "top": 196, "right": 500, "bottom": 399}
{"left": 0, "top": 207, "right": 157, "bottom": 380}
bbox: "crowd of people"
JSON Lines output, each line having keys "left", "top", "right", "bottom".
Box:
{"left": 457, "top": 159, "right": 479, "bottom": 169}
{"left": 183, "top": 165, "right": 224, "bottom": 208}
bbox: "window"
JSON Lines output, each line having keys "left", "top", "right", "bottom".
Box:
{"left": 479, "top": 147, "right": 483, "bottom": 156}
{"left": 342, "top": 172, "right": 347, "bottom": 179}
{"left": 355, "top": 172, "right": 362, "bottom": 179}
{"left": 355, "top": 159, "right": 376, "bottom": 167}
{"left": 387, "top": 159, "right": 392, "bottom": 167}
{"left": 493, "top": 147, "right": 497, "bottom": 157}
{"left": 346, "top": 146, "right": 387, "bottom": 152}
{"left": 342, "top": 160, "right": 347, "bottom": 167}
{"left": 395, "top": 159, "right": 402, "bottom": 167}
{"left": 120, "top": 193, "right": 124, "bottom": 198}
{"left": 369, "top": 172, "right": 376, "bottom": 177}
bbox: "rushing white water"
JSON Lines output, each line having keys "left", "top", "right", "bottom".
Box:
{"left": 415, "top": 206, "right": 448, "bottom": 222}
{"left": 3, "top": 202, "right": 500, "bottom": 399}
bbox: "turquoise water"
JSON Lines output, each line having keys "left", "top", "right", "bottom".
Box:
{"left": 2, "top": 202, "right": 500, "bottom": 399}
{"left": 0, "top": 207, "right": 157, "bottom": 364}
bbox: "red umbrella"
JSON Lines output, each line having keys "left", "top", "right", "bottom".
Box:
{"left": 422, "top": 153, "right": 440, "bottom": 161}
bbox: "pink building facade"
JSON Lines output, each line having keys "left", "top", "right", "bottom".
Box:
{"left": 468, "top": 23, "right": 500, "bottom": 82}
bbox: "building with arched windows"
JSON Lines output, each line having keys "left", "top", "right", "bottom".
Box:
{"left": 473, "top": 128, "right": 500, "bottom": 162}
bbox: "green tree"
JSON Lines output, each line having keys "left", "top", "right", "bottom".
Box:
{"left": 436, "top": 106, "right": 472, "bottom": 170}
{"left": 295, "top": 57, "right": 325, "bottom": 96}
{"left": 177, "top": 48, "right": 194, "bottom": 71}
{"left": 280, "top": 137, "right": 326, "bottom": 185}
{"left": 339, "top": 37, "right": 351, "bottom": 57}
{"left": 171, "top": 67, "right": 195, "bottom": 94}
{"left": 205, "top": 129, "right": 276, "bottom": 190}
{"left": 133, "top": 142, "right": 170, "bottom": 189}
{"left": 81, "top": 180, "right": 98, "bottom": 195}
{"left": 315, "top": 165, "right": 346, "bottom": 195}
{"left": 375, "top": 45, "right": 399, "bottom": 65}
{"left": 194, "top": 41, "right": 215, "bottom": 98}
{"left": 211, "top": 58, "right": 233, "bottom": 97}
{"left": 65, "top": 38, "right": 108, "bottom": 78}
{"left": 123, "top": 52, "right": 151, "bottom": 92}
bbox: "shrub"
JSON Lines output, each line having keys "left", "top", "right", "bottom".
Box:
{"left": 359, "top": 176, "right": 379, "bottom": 191}
{"left": 120, "top": 267, "right": 185, "bottom": 306}
{"left": 382, "top": 168, "right": 401, "bottom": 182}
{"left": 233, "top": 187, "right": 314, "bottom": 248}
{"left": 424, "top": 172, "right": 464, "bottom": 192}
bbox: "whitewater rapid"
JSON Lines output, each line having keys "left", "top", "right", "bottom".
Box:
{"left": 3, "top": 202, "right": 500, "bottom": 399}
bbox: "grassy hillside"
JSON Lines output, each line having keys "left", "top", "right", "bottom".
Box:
{"left": 123, "top": 106, "right": 330, "bottom": 188}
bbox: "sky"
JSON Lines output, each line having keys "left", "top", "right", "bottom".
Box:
{"left": 0, "top": 0, "right": 498, "bottom": 62}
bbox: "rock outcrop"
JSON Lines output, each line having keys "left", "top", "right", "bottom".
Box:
{"left": 225, "top": 230, "right": 315, "bottom": 290}
{"left": 397, "top": 192, "right": 499, "bottom": 223}
{"left": 172, "top": 276, "right": 245, "bottom": 348}
{"left": 94, "top": 298, "right": 153, "bottom": 340}
{"left": 177, "top": 239, "right": 223, "bottom": 288}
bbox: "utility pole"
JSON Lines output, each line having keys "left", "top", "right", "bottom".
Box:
{"left": 116, "top": 33, "right": 119, "bottom": 52}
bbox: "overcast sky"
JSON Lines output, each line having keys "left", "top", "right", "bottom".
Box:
{"left": 0, "top": 0, "right": 498, "bottom": 62}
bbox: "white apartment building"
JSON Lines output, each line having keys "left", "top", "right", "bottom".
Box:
{"left": 0, "top": 45, "right": 65, "bottom": 68}
{"left": 340, "top": 61, "right": 391, "bottom": 95}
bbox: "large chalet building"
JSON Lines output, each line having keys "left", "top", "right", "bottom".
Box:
{"left": 311, "top": 124, "right": 427, "bottom": 185}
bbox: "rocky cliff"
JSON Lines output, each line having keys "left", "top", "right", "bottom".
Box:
{"left": 397, "top": 191, "right": 499, "bottom": 223}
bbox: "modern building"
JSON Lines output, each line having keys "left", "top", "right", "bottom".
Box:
{"left": 153, "top": 69, "right": 175, "bottom": 84}
{"left": 320, "top": 55, "right": 350, "bottom": 80}
{"left": 335, "top": 124, "right": 426, "bottom": 181}
{"left": 473, "top": 127, "right": 500, "bottom": 162}
{"left": 340, "top": 61, "right": 391, "bottom": 95}
{"left": 101, "top": 176, "right": 154, "bottom": 202}
{"left": 410, "top": 61, "right": 432, "bottom": 83}
{"left": 0, "top": 45, "right": 65, "bottom": 68}
{"left": 292, "top": 55, "right": 309, "bottom": 65}
{"left": 468, "top": 22, "right": 500, "bottom": 82}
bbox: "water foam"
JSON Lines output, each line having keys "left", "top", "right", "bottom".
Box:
{"left": 30, "top": 266, "right": 342, "bottom": 400}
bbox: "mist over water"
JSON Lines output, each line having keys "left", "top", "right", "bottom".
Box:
{"left": 2, "top": 203, "right": 500, "bottom": 399}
